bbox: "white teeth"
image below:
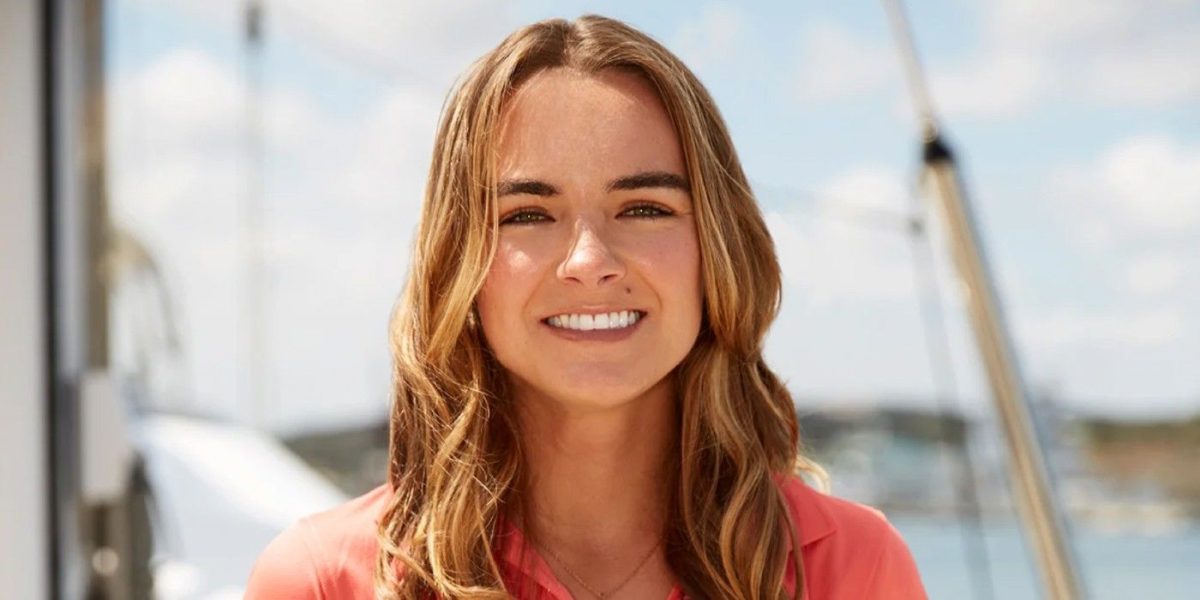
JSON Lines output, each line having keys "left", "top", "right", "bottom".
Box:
{"left": 547, "top": 310, "right": 642, "bottom": 331}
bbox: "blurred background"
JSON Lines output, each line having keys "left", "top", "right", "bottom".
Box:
{"left": 3, "top": 0, "right": 1197, "bottom": 598}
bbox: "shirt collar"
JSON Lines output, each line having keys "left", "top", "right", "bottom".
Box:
{"left": 785, "top": 476, "right": 837, "bottom": 548}
{"left": 495, "top": 477, "right": 837, "bottom": 592}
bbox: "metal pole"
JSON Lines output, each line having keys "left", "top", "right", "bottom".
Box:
{"left": 920, "top": 136, "right": 1084, "bottom": 600}
{"left": 242, "top": 0, "right": 268, "bottom": 429}
{"left": 880, "top": 1, "right": 1086, "bottom": 597}
{"left": 0, "top": 0, "right": 52, "bottom": 596}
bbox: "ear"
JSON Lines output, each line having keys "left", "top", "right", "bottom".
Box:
{"left": 466, "top": 302, "right": 480, "bottom": 329}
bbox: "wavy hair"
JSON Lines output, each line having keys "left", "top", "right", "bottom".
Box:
{"left": 375, "top": 15, "right": 822, "bottom": 599}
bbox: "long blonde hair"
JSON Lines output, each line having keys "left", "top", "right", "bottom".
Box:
{"left": 376, "top": 15, "right": 819, "bottom": 599}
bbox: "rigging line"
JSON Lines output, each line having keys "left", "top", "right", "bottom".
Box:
{"left": 905, "top": 200, "right": 996, "bottom": 600}
{"left": 752, "top": 182, "right": 924, "bottom": 234}
{"left": 784, "top": 202, "right": 921, "bottom": 234}
{"left": 881, "top": 0, "right": 938, "bottom": 139}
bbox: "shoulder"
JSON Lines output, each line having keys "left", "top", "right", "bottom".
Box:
{"left": 775, "top": 474, "right": 891, "bottom": 544}
{"left": 245, "top": 483, "right": 393, "bottom": 600}
{"left": 774, "top": 474, "right": 927, "bottom": 599}
{"left": 244, "top": 517, "right": 326, "bottom": 599}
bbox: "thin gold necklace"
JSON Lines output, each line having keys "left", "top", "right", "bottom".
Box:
{"left": 534, "top": 535, "right": 663, "bottom": 600}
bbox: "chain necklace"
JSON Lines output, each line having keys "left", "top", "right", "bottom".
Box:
{"left": 534, "top": 535, "right": 663, "bottom": 600}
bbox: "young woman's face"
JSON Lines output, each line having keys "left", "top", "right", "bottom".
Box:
{"left": 477, "top": 67, "right": 703, "bottom": 412}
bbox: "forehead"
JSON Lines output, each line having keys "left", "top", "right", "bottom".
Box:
{"left": 495, "top": 67, "right": 686, "bottom": 179}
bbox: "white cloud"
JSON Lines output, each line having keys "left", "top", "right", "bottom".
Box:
{"left": 263, "top": 88, "right": 339, "bottom": 155}
{"left": 1124, "top": 254, "right": 1184, "bottom": 296}
{"left": 927, "top": 50, "right": 1046, "bottom": 119}
{"left": 981, "top": 0, "right": 1145, "bottom": 49}
{"left": 789, "top": 12, "right": 1049, "bottom": 117}
{"left": 110, "top": 46, "right": 340, "bottom": 163}
{"left": 785, "top": 2, "right": 1200, "bottom": 117}
{"left": 170, "top": 0, "right": 514, "bottom": 83}
{"left": 336, "top": 85, "right": 442, "bottom": 211}
{"left": 863, "top": 0, "right": 1200, "bottom": 119}
{"left": 275, "top": 0, "right": 512, "bottom": 71}
{"left": 1082, "top": 30, "right": 1200, "bottom": 107}
{"left": 119, "top": 47, "right": 243, "bottom": 152}
{"left": 977, "top": 0, "right": 1200, "bottom": 109}
{"left": 794, "top": 21, "right": 895, "bottom": 102}
{"left": 1015, "top": 132, "right": 1200, "bottom": 409}
{"left": 766, "top": 166, "right": 917, "bottom": 305}
{"left": 673, "top": 3, "right": 750, "bottom": 73}
{"left": 1053, "top": 134, "right": 1200, "bottom": 239}
{"left": 1011, "top": 304, "right": 1197, "bottom": 416}
{"left": 768, "top": 211, "right": 911, "bottom": 306}
{"left": 109, "top": 43, "right": 451, "bottom": 432}
{"left": 1021, "top": 306, "right": 1184, "bottom": 349}
{"left": 816, "top": 164, "right": 913, "bottom": 213}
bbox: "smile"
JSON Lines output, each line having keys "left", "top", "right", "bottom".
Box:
{"left": 545, "top": 310, "right": 644, "bottom": 331}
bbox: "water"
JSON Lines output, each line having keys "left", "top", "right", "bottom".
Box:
{"left": 893, "top": 516, "right": 1200, "bottom": 599}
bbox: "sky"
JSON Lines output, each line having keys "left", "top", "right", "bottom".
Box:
{"left": 104, "top": 0, "right": 1200, "bottom": 434}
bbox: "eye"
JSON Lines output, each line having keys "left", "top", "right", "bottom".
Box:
{"left": 621, "top": 202, "right": 674, "bottom": 219}
{"left": 500, "top": 208, "right": 552, "bottom": 225}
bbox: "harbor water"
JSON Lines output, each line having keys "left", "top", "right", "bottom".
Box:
{"left": 894, "top": 516, "right": 1200, "bottom": 599}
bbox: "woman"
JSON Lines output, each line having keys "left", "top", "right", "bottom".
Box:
{"left": 246, "top": 15, "right": 925, "bottom": 600}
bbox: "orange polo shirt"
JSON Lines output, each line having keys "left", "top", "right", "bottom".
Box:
{"left": 245, "top": 475, "right": 926, "bottom": 599}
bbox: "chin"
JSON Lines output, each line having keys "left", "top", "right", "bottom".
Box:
{"left": 544, "top": 381, "right": 641, "bottom": 409}
{"left": 532, "top": 369, "right": 673, "bottom": 412}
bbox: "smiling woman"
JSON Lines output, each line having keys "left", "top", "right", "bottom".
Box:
{"left": 479, "top": 67, "right": 703, "bottom": 416}
{"left": 246, "top": 14, "right": 925, "bottom": 600}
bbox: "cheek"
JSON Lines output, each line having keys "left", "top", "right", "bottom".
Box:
{"left": 477, "top": 241, "right": 541, "bottom": 328}
{"left": 629, "top": 227, "right": 703, "bottom": 314}
{"left": 676, "top": 237, "right": 704, "bottom": 322}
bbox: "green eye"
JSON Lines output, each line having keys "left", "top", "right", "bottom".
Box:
{"left": 622, "top": 203, "right": 672, "bottom": 218}
{"left": 501, "top": 210, "right": 550, "bottom": 225}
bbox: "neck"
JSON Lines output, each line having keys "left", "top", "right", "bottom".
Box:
{"left": 512, "top": 376, "right": 677, "bottom": 550}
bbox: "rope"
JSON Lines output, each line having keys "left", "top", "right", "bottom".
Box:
{"left": 905, "top": 201, "right": 996, "bottom": 600}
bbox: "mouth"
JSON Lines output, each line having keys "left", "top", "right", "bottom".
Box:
{"left": 541, "top": 309, "right": 646, "bottom": 332}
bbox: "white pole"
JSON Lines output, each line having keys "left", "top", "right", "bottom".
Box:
{"left": 0, "top": 1, "right": 50, "bottom": 597}
{"left": 242, "top": 0, "right": 268, "bottom": 430}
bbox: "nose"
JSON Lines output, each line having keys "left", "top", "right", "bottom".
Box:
{"left": 557, "top": 218, "right": 625, "bottom": 288}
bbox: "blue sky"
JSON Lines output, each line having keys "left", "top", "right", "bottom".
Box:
{"left": 105, "top": 0, "right": 1199, "bottom": 433}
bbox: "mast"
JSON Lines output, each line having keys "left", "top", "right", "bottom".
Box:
{"left": 242, "top": 0, "right": 268, "bottom": 429}
{"left": 881, "top": 1, "right": 1086, "bottom": 598}
{"left": 1, "top": 1, "right": 53, "bottom": 596}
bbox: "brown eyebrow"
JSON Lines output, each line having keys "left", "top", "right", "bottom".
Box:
{"left": 496, "top": 171, "right": 690, "bottom": 198}
{"left": 606, "top": 171, "right": 690, "bottom": 193}
{"left": 496, "top": 179, "right": 559, "bottom": 197}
